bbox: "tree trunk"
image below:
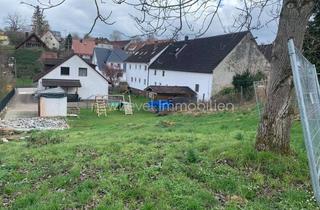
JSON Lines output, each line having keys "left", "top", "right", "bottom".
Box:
{"left": 256, "top": 0, "right": 315, "bottom": 154}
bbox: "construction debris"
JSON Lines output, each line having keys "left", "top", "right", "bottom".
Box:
{"left": 0, "top": 118, "right": 68, "bottom": 131}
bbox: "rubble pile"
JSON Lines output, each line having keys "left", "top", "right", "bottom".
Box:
{"left": 0, "top": 118, "right": 68, "bottom": 131}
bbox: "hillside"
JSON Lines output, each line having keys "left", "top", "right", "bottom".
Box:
{"left": 13, "top": 48, "right": 43, "bottom": 80}
{"left": 0, "top": 105, "right": 318, "bottom": 209}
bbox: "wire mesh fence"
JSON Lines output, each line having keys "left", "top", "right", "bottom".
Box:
{"left": 288, "top": 39, "right": 320, "bottom": 204}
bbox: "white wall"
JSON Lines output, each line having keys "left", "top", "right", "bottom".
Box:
{"left": 41, "top": 31, "right": 60, "bottom": 50}
{"left": 40, "top": 97, "right": 67, "bottom": 117}
{"left": 149, "top": 69, "right": 213, "bottom": 101}
{"left": 126, "top": 62, "right": 149, "bottom": 90}
{"left": 38, "top": 55, "right": 109, "bottom": 100}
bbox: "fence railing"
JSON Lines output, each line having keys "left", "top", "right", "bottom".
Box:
{"left": 0, "top": 88, "right": 15, "bottom": 113}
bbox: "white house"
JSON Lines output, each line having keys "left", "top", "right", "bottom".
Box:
{"left": 41, "top": 31, "right": 60, "bottom": 50}
{"left": 148, "top": 31, "right": 270, "bottom": 101}
{"left": 125, "top": 43, "right": 169, "bottom": 90}
{"left": 34, "top": 54, "right": 109, "bottom": 100}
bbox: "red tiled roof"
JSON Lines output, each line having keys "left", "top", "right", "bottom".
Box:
{"left": 72, "top": 39, "right": 96, "bottom": 56}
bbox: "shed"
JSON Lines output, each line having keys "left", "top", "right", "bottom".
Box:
{"left": 144, "top": 86, "right": 197, "bottom": 100}
{"left": 38, "top": 87, "right": 67, "bottom": 117}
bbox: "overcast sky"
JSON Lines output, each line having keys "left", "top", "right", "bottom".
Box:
{"left": 0, "top": 0, "right": 279, "bottom": 44}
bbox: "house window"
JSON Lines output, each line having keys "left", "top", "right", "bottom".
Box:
{"left": 139, "top": 64, "right": 141, "bottom": 69}
{"left": 135, "top": 77, "right": 137, "bottom": 82}
{"left": 129, "top": 64, "right": 132, "bottom": 69}
{"left": 131, "top": 77, "right": 133, "bottom": 82}
{"left": 144, "top": 79, "right": 146, "bottom": 85}
{"left": 195, "top": 84, "right": 200, "bottom": 92}
{"left": 162, "top": 71, "right": 165, "bottom": 77}
{"left": 135, "top": 64, "right": 137, "bottom": 69}
{"left": 79, "top": 68, "right": 87, "bottom": 76}
{"left": 154, "top": 70, "right": 157, "bottom": 75}
{"left": 61, "top": 67, "right": 70, "bottom": 76}
{"left": 145, "top": 65, "right": 147, "bottom": 71}
{"left": 139, "top": 78, "right": 141, "bottom": 83}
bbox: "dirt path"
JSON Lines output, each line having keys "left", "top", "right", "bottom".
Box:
{"left": 4, "top": 88, "right": 38, "bottom": 120}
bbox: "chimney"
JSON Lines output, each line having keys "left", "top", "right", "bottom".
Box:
{"left": 184, "top": 36, "right": 189, "bottom": 41}
{"left": 25, "top": 32, "right": 29, "bottom": 38}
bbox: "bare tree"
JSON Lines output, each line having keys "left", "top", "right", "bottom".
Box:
{"left": 103, "top": 64, "right": 123, "bottom": 87}
{"left": 4, "top": 13, "right": 26, "bottom": 32}
{"left": 21, "top": 0, "right": 317, "bottom": 154}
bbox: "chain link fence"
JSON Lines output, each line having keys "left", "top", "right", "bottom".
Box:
{"left": 288, "top": 39, "right": 320, "bottom": 204}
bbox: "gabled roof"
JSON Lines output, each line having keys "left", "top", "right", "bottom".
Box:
{"left": 93, "top": 47, "right": 129, "bottom": 70}
{"left": 33, "top": 54, "right": 109, "bottom": 84}
{"left": 72, "top": 39, "right": 96, "bottom": 56}
{"left": 145, "top": 85, "right": 196, "bottom": 96}
{"left": 42, "top": 30, "right": 61, "bottom": 42}
{"left": 149, "top": 31, "right": 250, "bottom": 73}
{"left": 125, "top": 43, "right": 169, "bottom": 63}
{"left": 258, "top": 44, "right": 273, "bottom": 62}
{"left": 15, "top": 33, "right": 48, "bottom": 49}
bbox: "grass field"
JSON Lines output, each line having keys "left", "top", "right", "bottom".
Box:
{"left": 0, "top": 103, "right": 318, "bottom": 209}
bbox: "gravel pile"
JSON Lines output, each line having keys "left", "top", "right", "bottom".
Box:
{"left": 0, "top": 118, "right": 69, "bottom": 131}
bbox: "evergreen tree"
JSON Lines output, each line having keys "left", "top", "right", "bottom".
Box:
{"left": 304, "top": 2, "right": 320, "bottom": 71}
{"left": 65, "top": 34, "right": 72, "bottom": 50}
{"left": 31, "top": 6, "right": 50, "bottom": 36}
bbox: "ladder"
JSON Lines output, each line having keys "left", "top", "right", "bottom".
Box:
{"left": 123, "top": 102, "right": 133, "bottom": 115}
{"left": 95, "top": 97, "right": 107, "bottom": 117}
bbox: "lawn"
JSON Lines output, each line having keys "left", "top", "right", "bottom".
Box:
{"left": 0, "top": 102, "right": 318, "bottom": 209}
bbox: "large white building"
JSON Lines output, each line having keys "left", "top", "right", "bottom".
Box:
{"left": 125, "top": 31, "right": 270, "bottom": 101}
{"left": 34, "top": 54, "right": 109, "bottom": 100}
{"left": 125, "top": 43, "right": 168, "bottom": 90}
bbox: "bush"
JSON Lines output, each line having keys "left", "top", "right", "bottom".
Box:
{"left": 26, "top": 132, "right": 65, "bottom": 147}
{"left": 232, "top": 70, "right": 265, "bottom": 100}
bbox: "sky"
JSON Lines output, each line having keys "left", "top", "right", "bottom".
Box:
{"left": 0, "top": 0, "right": 279, "bottom": 44}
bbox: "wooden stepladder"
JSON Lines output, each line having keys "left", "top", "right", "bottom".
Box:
{"left": 94, "top": 96, "right": 107, "bottom": 117}
{"left": 123, "top": 95, "right": 133, "bottom": 115}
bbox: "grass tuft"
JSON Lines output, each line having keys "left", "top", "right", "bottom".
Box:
{"left": 26, "top": 132, "right": 65, "bottom": 147}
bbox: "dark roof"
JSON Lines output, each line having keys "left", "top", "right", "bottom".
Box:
{"left": 145, "top": 86, "right": 196, "bottom": 96}
{"left": 149, "top": 31, "right": 250, "bottom": 73}
{"left": 42, "top": 79, "right": 81, "bottom": 87}
{"left": 33, "top": 54, "right": 109, "bottom": 84}
{"left": 258, "top": 44, "right": 273, "bottom": 62}
{"left": 15, "top": 33, "right": 48, "bottom": 49}
{"left": 42, "top": 58, "right": 65, "bottom": 71}
{"left": 93, "top": 47, "right": 129, "bottom": 70}
{"left": 125, "top": 43, "right": 169, "bottom": 63}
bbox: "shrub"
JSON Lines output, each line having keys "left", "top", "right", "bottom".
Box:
{"left": 232, "top": 70, "right": 265, "bottom": 100}
{"left": 26, "top": 132, "right": 65, "bottom": 147}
